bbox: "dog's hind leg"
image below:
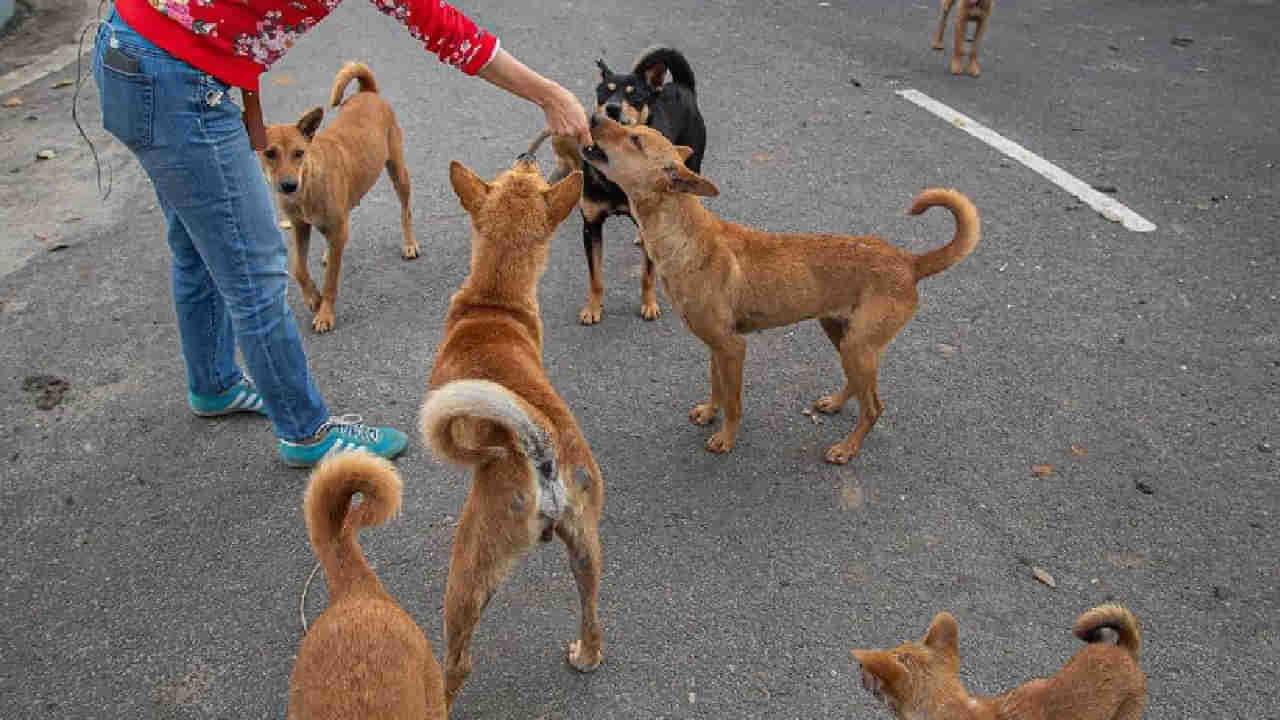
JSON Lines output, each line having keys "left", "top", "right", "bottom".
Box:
{"left": 312, "top": 221, "right": 347, "bottom": 333}
{"left": 385, "top": 124, "right": 419, "bottom": 259}
{"left": 556, "top": 484, "right": 604, "bottom": 673}
{"left": 825, "top": 300, "right": 910, "bottom": 464}
{"left": 289, "top": 221, "right": 321, "bottom": 312}
{"left": 815, "top": 315, "right": 852, "bottom": 414}
{"left": 934, "top": 0, "right": 956, "bottom": 50}
{"left": 579, "top": 211, "right": 606, "bottom": 325}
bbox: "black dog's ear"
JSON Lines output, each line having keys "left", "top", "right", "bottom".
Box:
{"left": 643, "top": 61, "right": 668, "bottom": 92}
{"left": 296, "top": 107, "right": 323, "bottom": 139}
{"left": 596, "top": 59, "right": 613, "bottom": 81}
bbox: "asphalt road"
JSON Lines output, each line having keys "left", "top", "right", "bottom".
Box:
{"left": 2, "top": 0, "right": 1277, "bottom": 718}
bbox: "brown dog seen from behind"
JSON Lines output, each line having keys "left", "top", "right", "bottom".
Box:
{"left": 260, "top": 62, "right": 417, "bottom": 333}
{"left": 419, "top": 158, "right": 603, "bottom": 712}
{"left": 287, "top": 451, "right": 446, "bottom": 720}
{"left": 851, "top": 605, "right": 1146, "bottom": 720}
{"left": 933, "top": 0, "right": 994, "bottom": 77}
{"left": 582, "top": 117, "right": 978, "bottom": 463}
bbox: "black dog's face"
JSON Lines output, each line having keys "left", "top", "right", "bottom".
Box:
{"left": 594, "top": 59, "right": 659, "bottom": 126}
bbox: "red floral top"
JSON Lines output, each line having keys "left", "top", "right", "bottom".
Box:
{"left": 116, "top": 0, "right": 500, "bottom": 91}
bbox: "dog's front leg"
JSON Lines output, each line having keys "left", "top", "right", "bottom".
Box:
{"left": 965, "top": 1, "right": 991, "bottom": 77}
{"left": 289, "top": 221, "right": 321, "bottom": 312}
{"left": 312, "top": 220, "right": 347, "bottom": 333}
{"left": 639, "top": 253, "right": 660, "bottom": 321}
{"left": 579, "top": 212, "right": 606, "bottom": 325}
{"left": 689, "top": 352, "right": 723, "bottom": 426}
{"left": 705, "top": 337, "right": 746, "bottom": 454}
{"left": 556, "top": 500, "right": 604, "bottom": 673}
{"left": 933, "top": 0, "right": 956, "bottom": 50}
{"left": 950, "top": 1, "right": 970, "bottom": 74}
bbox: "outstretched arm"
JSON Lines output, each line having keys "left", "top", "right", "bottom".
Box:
{"left": 478, "top": 50, "right": 591, "bottom": 147}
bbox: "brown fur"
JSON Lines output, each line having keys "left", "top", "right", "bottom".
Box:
{"left": 582, "top": 117, "right": 978, "bottom": 463}
{"left": 419, "top": 157, "right": 603, "bottom": 712}
{"left": 933, "top": 0, "right": 995, "bottom": 77}
{"left": 259, "top": 62, "right": 417, "bottom": 333}
{"left": 287, "top": 451, "right": 446, "bottom": 720}
{"left": 851, "top": 605, "right": 1146, "bottom": 720}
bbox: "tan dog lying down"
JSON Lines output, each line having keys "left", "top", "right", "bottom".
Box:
{"left": 582, "top": 116, "right": 979, "bottom": 463}
{"left": 851, "top": 605, "right": 1147, "bottom": 720}
{"left": 287, "top": 450, "right": 446, "bottom": 720}
{"left": 419, "top": 156, "right": 603, "bottom": 712}
{"left": 260, "top": 62, "right": 418, "bottom": 333}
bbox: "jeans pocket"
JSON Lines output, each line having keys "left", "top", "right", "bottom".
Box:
{"left": 97, "top": 46, "right": 154, "bottom": 150}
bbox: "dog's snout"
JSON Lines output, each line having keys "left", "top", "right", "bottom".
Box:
{"left": 279, "top": 179, "right": 299, "bottom": 194}
{"left": 604, "top": 104, "right": 622, "bottom": 121}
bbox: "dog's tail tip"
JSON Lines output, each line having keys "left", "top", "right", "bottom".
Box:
{"left": 1073, "top": 604, "right": 1142, "bottom": 661}
{"left": 302, "top": 449, "right": 403, "bottom": 545}
{"left": 419, "top": 379, "right": 554, "bottom": 470}
{"left": 330, "top": 61, "right": 378, "bottom": 106}
{"left": 909, "top": 187, "right": 980, "bottom": 279}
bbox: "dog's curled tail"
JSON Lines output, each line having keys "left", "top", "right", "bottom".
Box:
{"left": 302, "top": 450, "right": 402, "bottom": 596}
{"left": 633, "top": 46, "right": 697, "bottom": 93}
{"left": 908, "top": 188, "right": 980, "bottom": 280}
{"left": 420, "top": 379, "right": 556, "bottom": 473}
{"left": 330, "top": 61, "right": 378, "bottom": 107}
{"left": 1073, "top": 604, "right": 1142, "bottom": 661}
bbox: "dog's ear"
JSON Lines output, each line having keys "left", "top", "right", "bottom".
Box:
{"left": 851, "top": 649, "right": 908, "bottom": 696}
{"left": 661, "top": 163, "right": 719, "bottom": 197}
{"left": 674, "top": 145, "right": 695, "bottom": 164}
{"left": 923, "top": 612, "right": 959, "bottom": 656}
{"left": 596, "top": 59, "right": 613, "bottom": 81}
{"left": 296, "top": 107, "right": 324, "bottom": 139}
{"left": 544, "top": 170, "right": 584, "bottom": 229}
{"left": 449, "top": 160, "right": 490, "bottom": 214}
{"left": 643, "top": 61, "right": 668, "bottom": 92}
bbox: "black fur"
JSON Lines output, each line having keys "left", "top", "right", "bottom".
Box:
{"left": 579, "top": 47, "right": 707, "bottom": 297}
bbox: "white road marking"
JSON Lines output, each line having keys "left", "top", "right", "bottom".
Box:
{"left": 896, "top": 88, "right": 1157, "bottom": 233}
{"left": 0, "top": 44, "right": 91, "bottom": 96}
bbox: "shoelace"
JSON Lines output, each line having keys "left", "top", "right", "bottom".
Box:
{"left": 323, "top": 414, "right": 380, "bottom": 444}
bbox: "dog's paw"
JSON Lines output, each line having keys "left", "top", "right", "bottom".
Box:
{"left": 321, "top": 248, "right": 329, "bottom": 266}
{"left": 689, "top": 404, "right": 717, "bottom": 425}
{"left": 640, "top": 301, "right": 660, "bottom": 321}
{"left": 705, "top": 431, "right": 735, "bottom": 454}
{"left": 967, "top": 61, "right": 982, "bottom": 77}
{"left": 814, "top": 394, "right": 845, "bottom": 414}
{"left": 579, "top": 305, "right": 602, "bottom": 325}
{"left": 825, "top": 442, "right": 858, "bottom": 465}
{"left": 931, "top": 39, "right": 945, "bottom": 51}
{"left": 402, "top": 243, "right": 420, "bottom": 260}
{"left": 567, "top": 639, "right": 603, "bottom": 673}
{"left": 302, "top": 292, "right": 322, "bottom": 313}
{"left": 950, "top": 56, "right": 965, "bottom": 74}
{"left": 860, "top": 668, "right": 884, "bottom": 698}
{"left": 312, "top": 309, "right": 336, "bottom": 333}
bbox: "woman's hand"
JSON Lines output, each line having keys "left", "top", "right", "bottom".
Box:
{"left": 478, "top": 49, "right": 592, "bottom": 147}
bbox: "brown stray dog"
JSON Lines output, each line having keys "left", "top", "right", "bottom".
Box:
{"left": 851, "top": 605, "right": 1147, "bottom": 720}
{"left": 581, "top": 117, "right": 979, "bottom": 463}
{"left": 287, "top": 450, "right": 446, "bottom": 720}
{"left": 418, "top": 157, "right": 603, "bottom": 712}
{"left": 260, "top": 61, "right": 418, "bottom": 333}
{"left": 933, "top": 0, "right": 995, "bottom": 77}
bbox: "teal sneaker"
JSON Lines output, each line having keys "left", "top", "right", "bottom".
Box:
{"left": 278, "top": 414, "right": 409, "bottom": 468}
{"left": 189, "top": 378, "right": 268, "bottom": 417}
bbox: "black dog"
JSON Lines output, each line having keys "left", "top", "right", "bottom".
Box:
{"left": 531, "top": 47, "right": 706, "bottom": 325}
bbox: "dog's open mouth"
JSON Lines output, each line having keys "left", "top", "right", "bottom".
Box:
{"left": 581, "top": 144, "right": 608, "bottom": 165}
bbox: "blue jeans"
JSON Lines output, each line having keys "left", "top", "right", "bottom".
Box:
{"left": 93, "top": 10, "right": 329, "bottom": 442}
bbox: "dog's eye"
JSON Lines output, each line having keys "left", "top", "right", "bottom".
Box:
{"left": 263, "top": 148, "right": 277, "bottom": 160}
{"left": 630, "top": 135, "right": 643, "bottom": 151}
{"left": 293, "top": 149, "right": 305, "bottom": 160}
